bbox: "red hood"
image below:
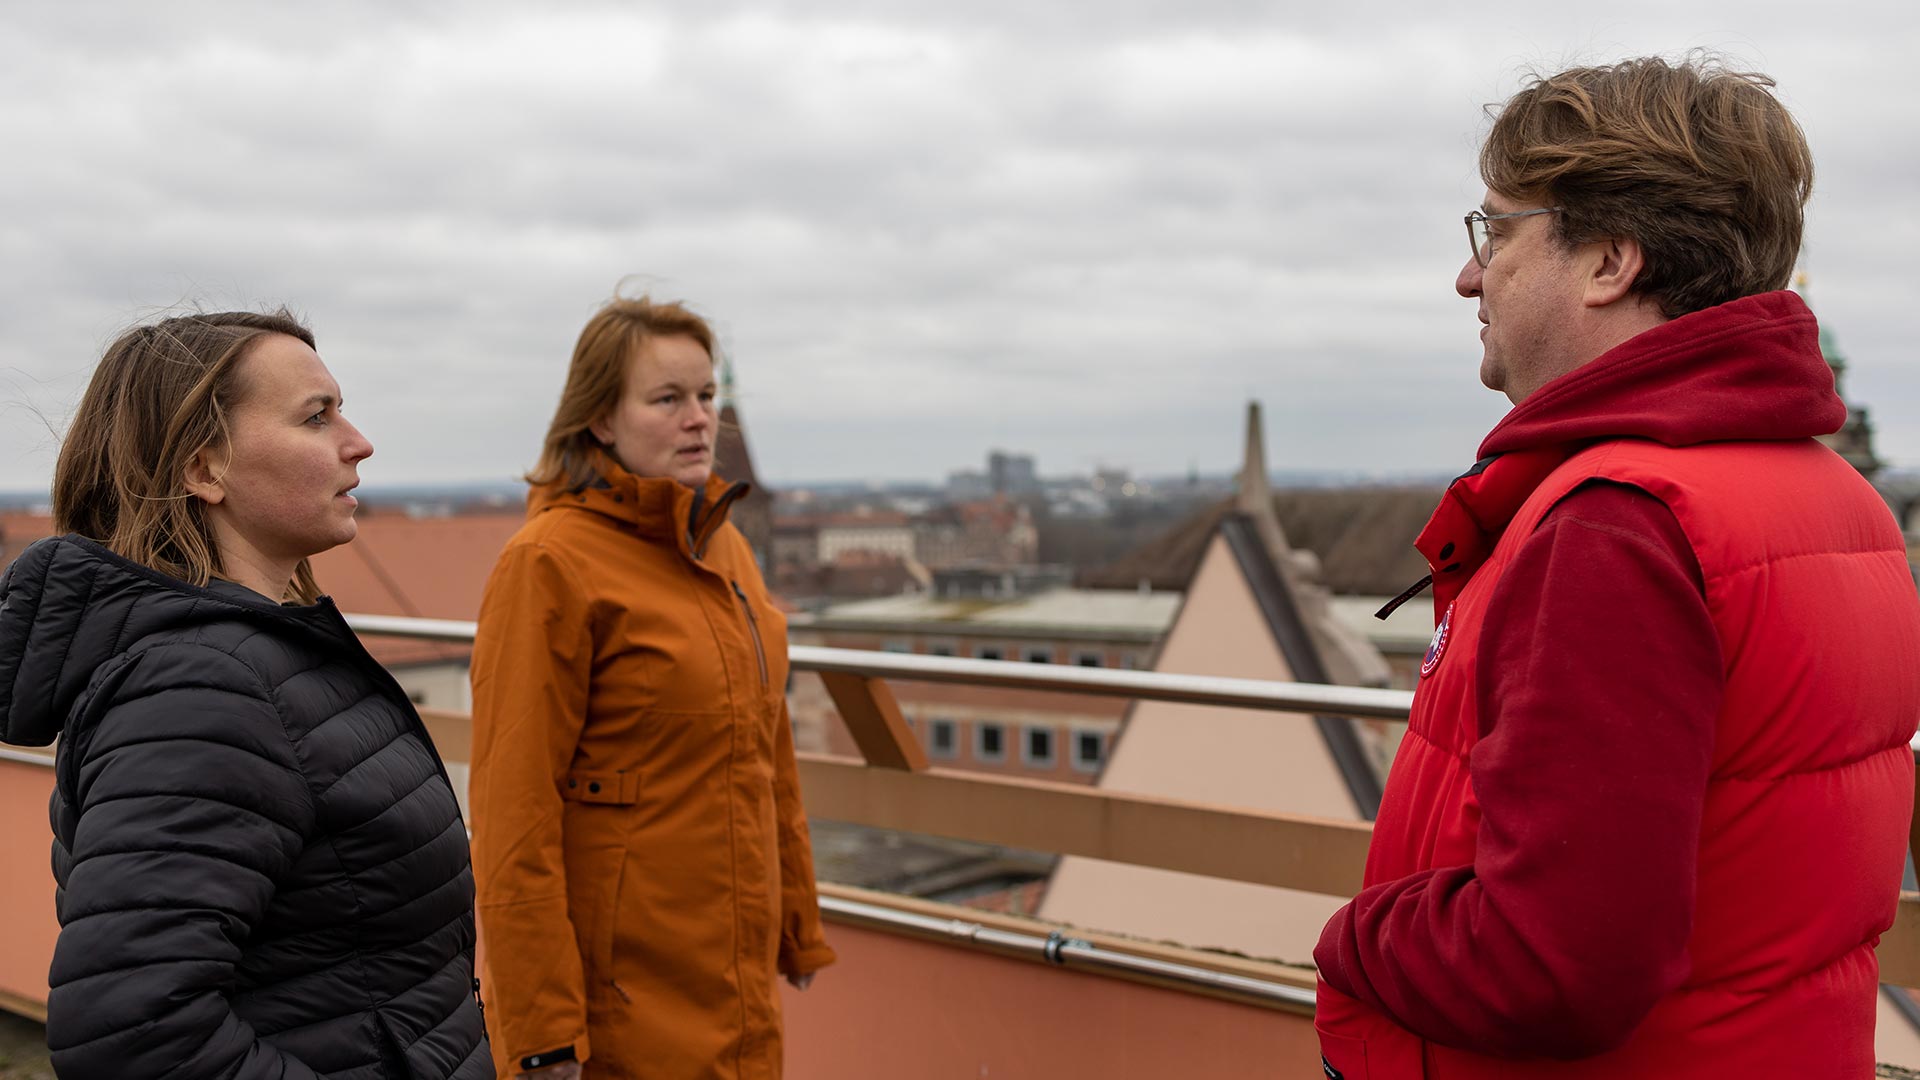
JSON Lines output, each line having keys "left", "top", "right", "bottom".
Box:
{"left": 1479, "top": 290, "right": 1844, "bottom": 459}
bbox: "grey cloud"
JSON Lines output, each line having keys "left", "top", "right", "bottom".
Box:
{"left": 2, "top": 2, "right": 1917, "bottom": 491}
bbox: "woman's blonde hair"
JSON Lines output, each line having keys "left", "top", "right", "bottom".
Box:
{"left": 528, "top": 295, "right": 717, "bottom": 491}
{"left": 52, "top": 309, "right": 324, "bottom": 603}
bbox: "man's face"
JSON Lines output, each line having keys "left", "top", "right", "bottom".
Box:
{"left": 1456, "top": 191, "right": 1588, "bottom": 405}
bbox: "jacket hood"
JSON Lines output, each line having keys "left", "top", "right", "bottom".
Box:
{"left": 0, "top": 535, "right": 341, "bottom": 747}
{"left": 528, "top": 450, "right": 748, "bottom": 560}
{"left": 1479, "top": 290, "right": 1844, "bottom": 459}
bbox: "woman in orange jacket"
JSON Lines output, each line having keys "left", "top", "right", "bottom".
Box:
{"left": 470, "top": 296, "right": 835, "bottom": 1080}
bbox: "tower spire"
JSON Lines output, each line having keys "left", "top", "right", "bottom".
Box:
{"left": 1237, "top": 400, "right": 1272, "bottom": 516}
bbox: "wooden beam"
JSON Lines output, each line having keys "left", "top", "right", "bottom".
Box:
{"left": 1882, "top": 893, "right": 1920, "bottom": 989}
{"left": 1911, "top": 768, "right": 1920, "bottom": 882}
{"left": 0, "top": 987, "right": 46, "bottom": 1023}
{"left": 818, "top": 673, "right": 928, "bottom": 771}
{"left": 418, "top": 707, "right": 472, "bottom": 764}
{"left": 797, "top": 753, "right": 1370, "bottom": 896}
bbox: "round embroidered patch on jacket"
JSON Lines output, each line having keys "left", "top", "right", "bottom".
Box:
{"left": 1421, "top": 600, "right": 1455, "bottom": 679}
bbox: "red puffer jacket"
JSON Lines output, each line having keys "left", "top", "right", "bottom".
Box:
{"left": 1315, "top": 291, "right": 1920, "bottom": 1077}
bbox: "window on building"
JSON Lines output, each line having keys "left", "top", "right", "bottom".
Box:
{"left": 929, "top": 642, "right": 956, "bottom": 657}
{"left": 1073, "top": 730, "right": 1108, "bottom": 772}
{"left": 1024, "top": 647, "right": 1053, "bottom": 664}
{"left": 1119, "top": 652, "right": 1141, "bottom": 670}
{"left": 976, "top": 645, "right": 1004, "bottom": 661}
{"left": 928, "top": 718, "right": 958, "bottom": 758}
{"left": 1074, "top": 651, "right": 1103, "bottom": 668}
{"left": 976, "top": 722, "right": 1007, "bottom": 762}
{"left": 882, "top": 640, "right": 912, "bottom": 654}
{"left": 1023, "top": 726, "right": 1056, "bottom": 768}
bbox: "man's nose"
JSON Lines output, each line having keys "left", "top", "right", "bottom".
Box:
{"left": 1455, "top": 257, "right": 1483, "bottom": 299}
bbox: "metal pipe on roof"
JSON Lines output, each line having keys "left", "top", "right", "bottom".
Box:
{"left": 818, "top": 894, "right": 1318, "bottom": 1011}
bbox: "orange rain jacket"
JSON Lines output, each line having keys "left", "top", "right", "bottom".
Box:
{"left": 470, "top": 454, "right": 835, "bottom": 1080}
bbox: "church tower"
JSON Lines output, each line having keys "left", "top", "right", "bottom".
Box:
{"left": 714, "top": 355, "right": 775, "bottom": 570}
{"left": 1796, "top": 274, "right": 1883, "bottom": 479}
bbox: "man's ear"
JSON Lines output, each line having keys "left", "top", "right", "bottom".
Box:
{"left": 1583, "top": 235, "right": 1646, "bottom": 309}
{"left": 183, "top": 445, "right": 227, "bottom": 506}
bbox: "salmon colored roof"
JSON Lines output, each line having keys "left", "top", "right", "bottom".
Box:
{"left": 309, "top": 511, "right": 526, "bottom": 666}
{"left": 0, "top": 513, "right": 56, "bottom": 574}
{"left": 2, "top": 510, "right": 523, "bottom": 669}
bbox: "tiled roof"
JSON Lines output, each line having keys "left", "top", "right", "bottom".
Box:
{"left": 1079, "top": 488, "right": 1441, "bottom": 596}
{"left": 309, "top": 511, "right": 526, "bottom": 666}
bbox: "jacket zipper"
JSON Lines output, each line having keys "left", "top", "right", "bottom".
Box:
{"left": 732, "top": 580, "right": 770, "bottom": 688}
{"left": 689, "top": 482, "right": 751, "bottom": 561}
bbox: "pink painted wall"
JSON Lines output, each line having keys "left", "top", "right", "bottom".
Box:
{"left": 0, "top": 757, "right": 58, "bottom": 1015}
{"left": 781, "top": 921, "right": 1321, "bottom": 1078}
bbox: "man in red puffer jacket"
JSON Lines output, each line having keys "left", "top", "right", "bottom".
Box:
{"left": 1313, "top": 56, "right": 1920, "bottom": 1078}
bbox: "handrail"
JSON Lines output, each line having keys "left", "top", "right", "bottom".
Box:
{"left": 345, "top": 613, "right": 1920, "bottom": 753}
{"left": 343, "top": 613, "right": 1418, "bottom": 721}
{"left": 818, "top": 890, "right": 1318, "bottom": 1012}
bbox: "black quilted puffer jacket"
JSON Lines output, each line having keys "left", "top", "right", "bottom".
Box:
{"left": 0, "top": 535, "right": 492, "bottom": 1080}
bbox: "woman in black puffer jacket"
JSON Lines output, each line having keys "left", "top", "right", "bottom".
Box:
{"left": 0, "top": 310, "right": 491, "bottom": 1079}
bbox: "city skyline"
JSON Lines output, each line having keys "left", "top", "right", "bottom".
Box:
{"left": 3, "top": 2, "right": 1915, "bottom": 492}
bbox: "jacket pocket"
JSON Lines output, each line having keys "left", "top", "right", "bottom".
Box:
{"left": 560, "top": 768, "right": 641, "bottom": 806}
{"left": 375, "top": 1012, "right": 422, "bottom": 1080}
{"left": 561, "top": 769, "right": 639, "bottom": 988}
{"left": 1317, "top": 1030, "right": 1369, "bottom": 1080}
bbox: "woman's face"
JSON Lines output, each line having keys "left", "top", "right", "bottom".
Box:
{"left": 589, "top": 334, "right": 717, "bottom": 488}
{"left": 197, "top": 333, "right": 374, "bottom": 571}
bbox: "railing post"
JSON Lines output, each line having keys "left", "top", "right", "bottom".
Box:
{"left": 819, "top": 672, "right": 928, "bottom": 771}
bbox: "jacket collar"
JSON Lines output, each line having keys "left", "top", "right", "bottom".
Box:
{"left": 529, "top": 449, "right": 750, "bottom": 560}
{"left": 1399, "top": 291, "right": 1844, "bottom": 618}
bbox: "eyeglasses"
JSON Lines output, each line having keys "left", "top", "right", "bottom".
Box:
{"left": 1465, "top": 207, "right": 1562, "bottom": 268}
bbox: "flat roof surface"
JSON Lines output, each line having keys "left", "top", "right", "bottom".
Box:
{"left": 808, "top": 589, "right": 1181, "bottom": 636}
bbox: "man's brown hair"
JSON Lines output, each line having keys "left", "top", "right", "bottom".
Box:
{"left": 1481, "top": 54, "right": 1813, "bottom": 318}
{"left": 528, "top": 295, "right": 717, "bottom": 491}
{"left": 52, "top": 309, "right": 324, "bottom": 603}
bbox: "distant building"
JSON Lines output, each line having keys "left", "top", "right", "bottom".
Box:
{"left": 771, "top": 520, "right": 821, "bottom": 568}
{"left": 945, "top": 469, "right": 993, "bottom": 502}
{"left": 928, "top": 565, "right": 1073, "bottom": 600}
{"left": 914, "top": 497, "right": 1039, "bottom": 569}
{"left": 772, "top": 549, "right": 931, "bottom": 610}
{"left": 988, "top": 450, "right": 1039, "bottom": 495}
{"left": 815, "top": 511, "right": 917, "bottom": 563}
{"left": 788, "top": 588, "right": 1180, "bottom": 785}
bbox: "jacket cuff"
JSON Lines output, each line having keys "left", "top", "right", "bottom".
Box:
{"left": 780, "top": 940, "right": 838, "bottom": 977}
{"left": 520, "top": 1045, "right": 577, "bottom": 1071}
{"left": 508, "top": 1030, "right": 590, "bottom": 1073}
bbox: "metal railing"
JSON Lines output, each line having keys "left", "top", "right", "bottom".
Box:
{"left": 13, "top": 614, "right": 1914, "bottom": 1006}
{"left": 342, "top": 612, "right": 1417, "bottom": 718}
{"left": 339, "top": 612, "right": 1920, "bottom": 999}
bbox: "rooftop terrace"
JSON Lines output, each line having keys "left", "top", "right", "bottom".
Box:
{"left": 7, "top": 617, "right": 1916, "bottom": 1074}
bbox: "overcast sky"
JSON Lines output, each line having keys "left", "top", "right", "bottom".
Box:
{"left": 3, "top": 1, "right": 1915, "bottom": 491}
